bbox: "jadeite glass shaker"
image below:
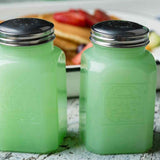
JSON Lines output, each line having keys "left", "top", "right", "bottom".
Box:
{"left": 80, "top": 20, "right": 157, "bottom": 154}
{"left": 0, "top": 18, "right": 67, "bottom": 153}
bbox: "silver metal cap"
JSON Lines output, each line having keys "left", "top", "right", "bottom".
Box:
{"left": 90, "top": 20, "right": 149, "bottom": 48}
{"left": 0, "top": 18, "right": 55, "bottom": 46}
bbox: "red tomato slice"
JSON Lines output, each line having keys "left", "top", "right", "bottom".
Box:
{"left": 71, "top": 42, "right": 93, "bottom": 65}
{"left": 53, "top": 11, "right": 86, "bottom": 27}
{"left": 94, "top": 9, "right": 111, "bottom": 21}
{"left": 53, "top": 9, "right": 112, "bottom": 27}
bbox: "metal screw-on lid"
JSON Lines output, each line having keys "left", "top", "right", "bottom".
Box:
{"left": 90, "top": 20, "right": 149, "bottom": 48}
{"left": 0, "top": 18, "right": 55, "bottom": 46}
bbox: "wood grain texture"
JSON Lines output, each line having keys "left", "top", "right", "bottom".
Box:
{"left": 0, "top": 92, "right": 160, "bottom": 160}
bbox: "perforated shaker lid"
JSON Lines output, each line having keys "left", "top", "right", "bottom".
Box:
{"left": 0, "top": 18, "right": 55, "bottom": 46}
{"left": 90, "top": 20, "right": 149, "bottom": 48}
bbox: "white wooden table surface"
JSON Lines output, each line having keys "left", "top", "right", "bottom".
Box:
{"left": 0, "top": 92, "right": 160, "bottom": 160}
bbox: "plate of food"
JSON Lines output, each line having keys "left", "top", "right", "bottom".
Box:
{"left": 0, "top": 2, "right": 160, "bottom": 97}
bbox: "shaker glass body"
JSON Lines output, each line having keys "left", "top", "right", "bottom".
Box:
{"left": 80, "top": 44, "right": 157, "bottom": 154}
{"left": 0, "top": 41, "right": 67, "bottom": 153}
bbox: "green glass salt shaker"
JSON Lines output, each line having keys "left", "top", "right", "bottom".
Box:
{"left": 0, "top": 18, "right": 67, "bottom": 153}
{"left": 80, "top": 20, "right": 157, "bottom": 154}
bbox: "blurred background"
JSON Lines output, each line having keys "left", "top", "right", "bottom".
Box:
{"left": 0, "top": 0, "right": 159, "bottom": 18}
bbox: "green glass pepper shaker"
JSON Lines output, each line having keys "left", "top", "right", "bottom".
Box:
{"left": 80, "top": 20, "right": 157, "bottom": 154}
{"left": 0, "top": 18, "right": 67, "bottom": 153}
